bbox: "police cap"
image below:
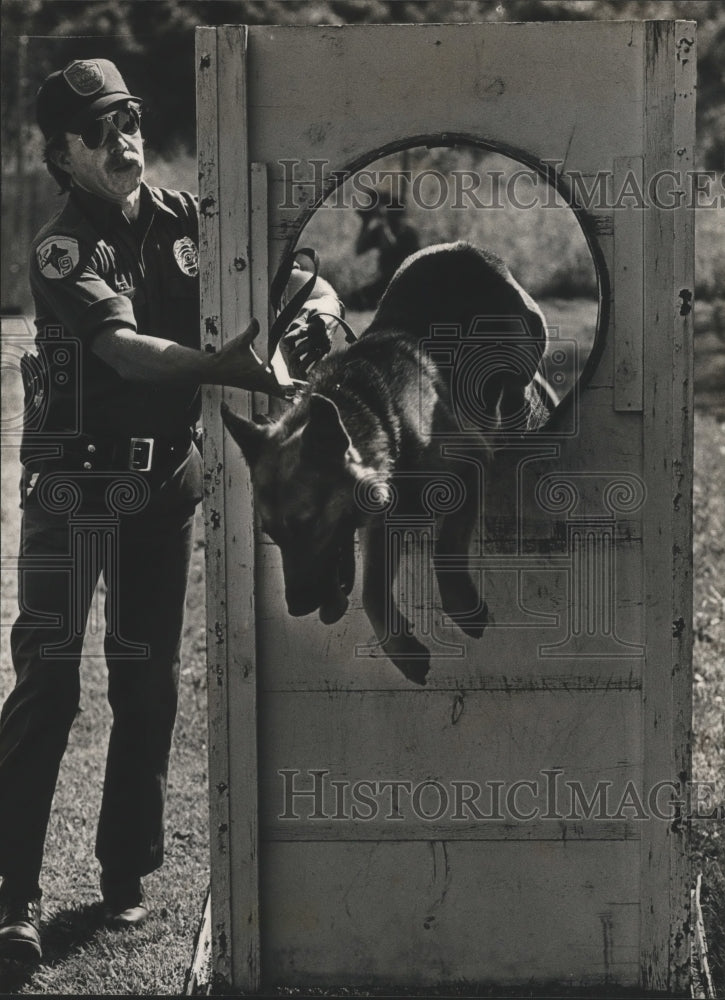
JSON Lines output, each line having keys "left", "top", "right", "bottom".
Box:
{"left": 37, "top": 59, "right": 141, "bottom": 141}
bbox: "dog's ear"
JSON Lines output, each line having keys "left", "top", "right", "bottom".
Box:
{"left": 302, "top": 393, "right": 351, "bottom": 464}
{"left": 221, "top": 400, "right": 269, "bottom": 466}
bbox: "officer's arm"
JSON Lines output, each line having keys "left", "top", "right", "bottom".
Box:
{"left": 31, "top": 233, "right": 294, "bottom": 398}
{"left": 91, "top": 320, "right": 294, "bottom": 397}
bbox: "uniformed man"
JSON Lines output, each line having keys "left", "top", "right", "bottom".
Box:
{"left": 349, "top": 195, "right": 420, "bottom": 310}
{"left": 0, "top": 58, "right": 341, "bottom": 964}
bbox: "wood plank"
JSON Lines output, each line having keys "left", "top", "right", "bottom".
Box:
{"left": 195, "top": 27, "right": 234, "bottom": 991}
{"left": 669, "top": 19, "right": 697, "bottom": 995}
{"left": 248, "top": 22, "right": 646, "bottom": 169}
{"left": 260, "top": 841, "right": 641, "bottom": 988}
{"left": 258, "top": 689, "right": 644, "bottom": 843}
{"left": 184, "top": 889, "right": 212, "bottom": 996}
{"left": 215, "top": 24, "right": 261, "bottom": 994}
{"left": 255, "top": 538, "right": 645, "bottom": 691}
{"left": 639, "top": 19, "right": 695, "bottom": 993}
{"left": 641, "top": 24, "right": 675, "bottom": 988}
{"left": 613, "top": 156, "right": 644, "bottom": 411}
{"left": 264, "top": 820, "right": 639, "bottom": 842}
{"left": 250, "top": 162, "right": 270, "bottom": 417}
{"left": 259, "top": 672, "right": 644, "bottom": 696}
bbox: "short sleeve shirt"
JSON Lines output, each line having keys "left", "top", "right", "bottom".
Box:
{"left": 29, "top": 183, "right": 201, "bottom": 439}
{"left": 378, "top": 224, "right": 420, "bottom": 285}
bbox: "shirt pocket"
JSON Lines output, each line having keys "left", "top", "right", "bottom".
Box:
{"left": 164, "top": 270, "right": 200, "bottom": 349}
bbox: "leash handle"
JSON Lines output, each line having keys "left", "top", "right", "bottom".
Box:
{"left": 309, "top": 311, "right": 358, "bottom": 344}
{"left": 268, "top": 247, "right": 359, "bottom": 361}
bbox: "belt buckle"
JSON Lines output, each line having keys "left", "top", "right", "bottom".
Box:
{"left": 129, "top": 437, "right": 154, "bottom": 472}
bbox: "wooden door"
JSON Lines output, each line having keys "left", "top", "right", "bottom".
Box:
{"left": 196, "top": 20, "right": 695, "bottom": 993}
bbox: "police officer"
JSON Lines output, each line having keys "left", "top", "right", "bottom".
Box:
{"left": 0, "top": 58, "right": 341, "bottom": 963}
{"left": 349, "top": 195, "right": 420, "bottom": 310}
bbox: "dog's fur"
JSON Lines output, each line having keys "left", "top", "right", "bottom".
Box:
{"left": 222, "top": 242, "right": 548, "bottom": 685}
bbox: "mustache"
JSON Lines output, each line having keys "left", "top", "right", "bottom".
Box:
{"left": 108, "top": 150, "right": 143, "bottom": 168}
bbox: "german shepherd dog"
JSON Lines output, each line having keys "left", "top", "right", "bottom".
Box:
{"left": 222, "top": 242, "right": 548, "bottom": 685}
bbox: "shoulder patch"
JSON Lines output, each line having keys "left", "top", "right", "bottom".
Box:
{"left": 63, "top": 60, "right": 104, "bottom": 96}
{"left": 36, "top": 236, "right": 81, "bottom": 279}
{"left": 173, "top": 237, "right": 199, "bottom": 277}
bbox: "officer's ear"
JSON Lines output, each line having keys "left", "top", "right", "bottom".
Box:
{"left": 47, "top": 137, "right": 72, "bottom": 173}
{"left": 50, "top": 149, "right": 71, "bottom": 172}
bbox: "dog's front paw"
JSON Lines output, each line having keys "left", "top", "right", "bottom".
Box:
{"left": 448, "top": 599, "right": 489, "bottom": 639}
{"left": 384, "top": 633, "right": 431, "bottom": 686}
{"left": 437, "top": 574, "right": 489, "bottom": 637}
{"left": 319, "top": 589, "right": 349, "bottom": 624}
{"left": 398, "top": 658, "right": 430, "bottom": 686}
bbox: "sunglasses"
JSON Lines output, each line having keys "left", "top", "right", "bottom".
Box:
{"left": 74, "top": 104, "right": 142, "bottom": 150}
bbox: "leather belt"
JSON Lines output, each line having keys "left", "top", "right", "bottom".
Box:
{"left": 39, "top": 429, "right": 195, "bottom": 474}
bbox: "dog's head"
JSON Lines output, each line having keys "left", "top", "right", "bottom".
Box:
{"left": 221, "top": 394, "right": 382, "bottom": 624}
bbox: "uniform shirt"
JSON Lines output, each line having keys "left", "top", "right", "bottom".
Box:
{"left": 29, "top": 182, "right": 201, "bottom": 440}
{"left": 378, "top": 222, "right": 420, "bottom": 286}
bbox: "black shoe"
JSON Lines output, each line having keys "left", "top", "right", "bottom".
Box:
{"left": 100, "top": 874, "right": 149, "bottom": 928}
{"left": 0, "top": 891, "right": 42, "bottom": 963}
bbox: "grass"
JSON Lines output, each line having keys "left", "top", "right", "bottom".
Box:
{"left": 690, "top": 408, "right": 725, "bottom": 997}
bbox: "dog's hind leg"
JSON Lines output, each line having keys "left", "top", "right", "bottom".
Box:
{"left": 360, "top": 518, "right": 430, "bottom": 686}
{"left": 434, "top": 466, "right": 488, "bottom": 638}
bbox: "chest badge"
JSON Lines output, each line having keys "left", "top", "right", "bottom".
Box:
{"left": 173, "top": 237, "right": 199, "bottom": 278}
{"left": 36, "top": 236, "right": 80, "bottom": 279}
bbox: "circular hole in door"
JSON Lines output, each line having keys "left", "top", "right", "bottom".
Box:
{"left": 296, "top": 142, "right": 605, "bottom": 416}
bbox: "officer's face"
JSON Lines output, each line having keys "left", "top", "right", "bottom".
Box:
{"left": 57, "top": 116, "right": 144, "bottom": 204}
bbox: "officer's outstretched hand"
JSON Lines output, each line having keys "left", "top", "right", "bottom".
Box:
{"left": 216, "top": 319, "right": 298, "bottom": 398}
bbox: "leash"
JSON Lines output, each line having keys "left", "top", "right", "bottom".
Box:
{"left": 268, "top": 247, "right": 357, "bottom": 361}
{"left": 308, "top": 310, "right": 358, "bottom": 344}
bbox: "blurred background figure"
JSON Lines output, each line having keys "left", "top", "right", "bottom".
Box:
{"left": 347, "top": 195, "right": 420, "bottom": 310}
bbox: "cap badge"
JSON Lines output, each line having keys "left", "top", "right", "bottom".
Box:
{"left": 63, "top": 60, "right": 105, "bottom": 96}
{"left": 173, "top": 237, "right": 199, "bottom": 277}
{"left": 36, "top": 236, "right": 80, "bottom": 279}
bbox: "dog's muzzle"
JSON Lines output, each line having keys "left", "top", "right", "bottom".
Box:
{"left": 284, "top": 532, "right": 355, "bottom": 624}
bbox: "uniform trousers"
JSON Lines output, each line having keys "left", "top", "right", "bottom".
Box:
{"left": 0, "top": 447, "right": 201, "bottom": 894}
